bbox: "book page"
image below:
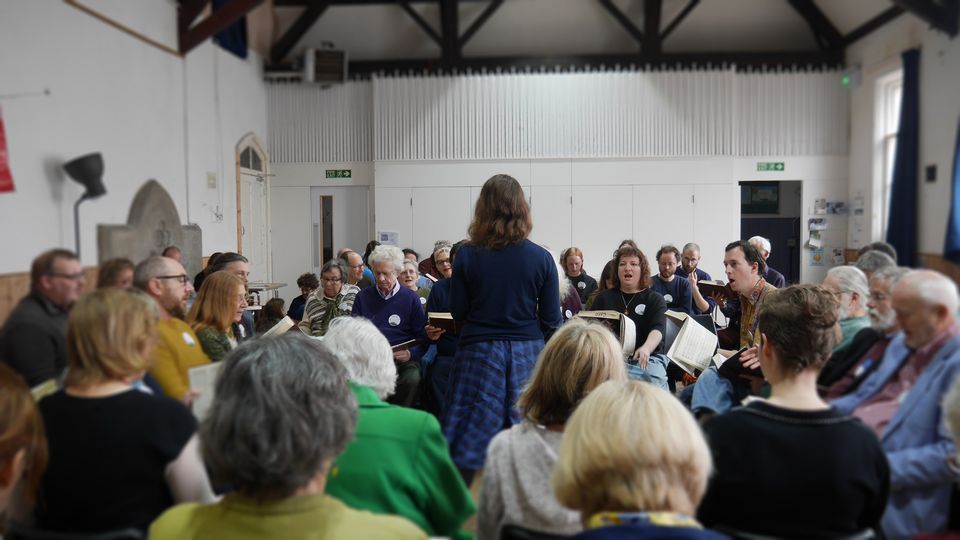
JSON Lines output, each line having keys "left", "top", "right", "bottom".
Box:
{"left": 188, "top": 362, "right": 224, "bottom": 421}
{"left": 262, "top": 316, "right": 294, "bottom": 338}
{"left": 667, "top": 318, "right": 718, "bottom": 373}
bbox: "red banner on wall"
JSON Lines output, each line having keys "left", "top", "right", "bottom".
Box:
{"left": 0, "top": 106, "right": 14, "bottom": 193}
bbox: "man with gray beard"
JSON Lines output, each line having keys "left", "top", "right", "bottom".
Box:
{"left": 821, "top": 266, "right": 872, "bottom": 351}
{"left": 819, "top": 266, "right": 909, "bottom": 398}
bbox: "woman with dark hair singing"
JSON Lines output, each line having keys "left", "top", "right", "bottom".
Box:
{"left": 443, "top": 174, "right": 562, "bottom": 483}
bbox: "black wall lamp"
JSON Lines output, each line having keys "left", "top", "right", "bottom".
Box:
{"left": 63, "top": 152, "right": 106, "bottom": 258}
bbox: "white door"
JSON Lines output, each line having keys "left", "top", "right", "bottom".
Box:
{"left": 693, "top": 183, "right": 738, "bottom": 280}
{"left": 240, "top": 171, "right": 269, "bottom": 282}
{"left": 633, "top": 184, "right": 694, "bottom": 265}
{"left": 572, "top": 185, "right": 633, "bottom": 279}
{"left": 529, "top": 185, "right": 573, "bottom": 256}
{"left": 310, "top": 186, "right": 371, "bottom": 272}
{"left": 412, "top": 187, "right": 473, "bottom": 258}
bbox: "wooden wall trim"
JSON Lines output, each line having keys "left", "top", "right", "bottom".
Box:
{"left": 0, "top": 267, "right": 99, "bottom": 327}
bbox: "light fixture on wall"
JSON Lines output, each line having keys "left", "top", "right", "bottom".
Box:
{"left": 63, "top": 152, "right": 106, "bottom": 258}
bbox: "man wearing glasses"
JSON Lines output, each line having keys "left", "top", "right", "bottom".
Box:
{"left": 134, "top": 256, "right": 210, "bottom": 406}
{"left": 300, "top": 259, "right": 361, "bottom": 337}
{"left": 339, "top": 250, "right": 373, "bottom": 290}
{"left": 0, "top": 249, "right": 85, "bottom": 387}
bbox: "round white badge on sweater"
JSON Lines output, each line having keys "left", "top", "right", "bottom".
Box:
{"left": 577, "top": 281, "right": 586, "bottom": 290}
{"left": 565, "top": 309, "right": 573, "bottom": 319}
{"left": 388, "top": 314, "right": 401, "bottom": 326}
{"left": 420, "top": 297, "right": 427, "bottom": 305}
{"left": 664, "top": 294, "right": 673, "bottom": 303}
{"left": 182, "top": 332, "right": 196, "bottom": 346}
{"left": 635, "top": 304, "right": 646, "bottom": 315}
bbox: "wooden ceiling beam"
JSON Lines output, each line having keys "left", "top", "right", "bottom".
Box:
{"left": 179, "top": 0, "right": 265, "bottom": 55}
{"left": 270, "top": 0, "right": 331, "bottom": 63}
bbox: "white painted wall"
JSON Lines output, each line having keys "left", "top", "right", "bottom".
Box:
{"left": 0, "top": 1, "right": 268, "bottom": 274}
{"left": 846, "top": 14, "right": 960, "bottom": 255}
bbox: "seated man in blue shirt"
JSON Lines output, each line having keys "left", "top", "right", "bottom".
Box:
{"left": 352, "top": 245, "right": 427, "bottom": 408}
{"left": 674, "top": 242, "right": 715, "bottom": 315}
{"left": 650, "top": 244, "right": 693, "bottom": 315}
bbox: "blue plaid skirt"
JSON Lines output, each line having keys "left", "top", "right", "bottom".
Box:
{"left": 441, "top": 339, "right": 544, "bottom": 471}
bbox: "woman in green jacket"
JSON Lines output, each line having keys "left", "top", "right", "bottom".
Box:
{"left": 323, "top": 316, "right": 475, "bottom": 540}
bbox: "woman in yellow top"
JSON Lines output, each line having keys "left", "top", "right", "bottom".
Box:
{"left": 187, "top": 272, "right": 247, "bottom": 362}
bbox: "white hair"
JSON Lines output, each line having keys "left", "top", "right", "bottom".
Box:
{"left": 368, "top": 245, "right": 404, "bottom": 274}
{"left": 748, "top": 236, "right": 771, "bottom": 256}
{"left": 855, "top": 250, "right": 896, "bottom": 275}
{"left": 544, "top": 247, "right": 573, "bottom": 303}
{"left": 323, "top": 316, "right": 397, "bottom": 399}
{"left": 901, "top": 270, "right": 960, "bottom": 316}
{"left": 826, "top": 265, "right": 869, "bottom": 313}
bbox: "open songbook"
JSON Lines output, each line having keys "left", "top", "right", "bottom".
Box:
{"left": 717, "top": 347, "right": 763, "bottom": 381}
{"left": 427, "top": 312, "right": 463, "bottom": 336}
{"left": 697, "top": 280, "right": 737, "bottom": 302}
{"left": 261, "top": 316, "right": 295, "bottom": 338}
{"left": 391, "top": 338, "right": 419, "bottom": 352}
{"left": 188, "top": 362, "right": 224, "bottom": 421}
{"left": 666, "top": 312, "right": 719, "bottom": 375}
{"left": 576, "top": 310, "right": 637, "bottom": 357}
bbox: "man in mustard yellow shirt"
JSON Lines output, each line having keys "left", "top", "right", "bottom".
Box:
{"left": 134, "top": 256, "right": 210, "bottom": 405}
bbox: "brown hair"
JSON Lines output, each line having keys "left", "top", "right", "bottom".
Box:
{"left": 597, "top": 259, "right": 619, "bottom": 292}
{"left": 30, "top": 249, "right": 78, "bottom": 290}
{"left": 467, "top": 174, "right": 532, "bottom": 249}
{"left": 0, "top": 363, "right": 48, "bottom": 507}
{"left": 655, "top": 244, "right": 681, "bottom": 264}
{"left": 96, "top": 258, "right": 134, "bottom": 289}
{"left": 757, "top": 284, "right": 839, "bottom": 374}
{"left": 518, "top": 319, "right": 627, "bottom": 425}
{"left": 725, "top": 240, "right": 767, "bottom": 276}
{"left": 613, "top": 246, "right": 652, "bottom": 289}
{"left": 66, "top": 288, "right": 159, "bottom": 387}
{"left": 561, "top": 247, "right": 584, "bottom": 266}
{"left": 188, "top": 271, "right": 245, "bottom": 333}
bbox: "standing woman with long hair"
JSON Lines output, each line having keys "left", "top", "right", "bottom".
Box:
{"left": 444, "top": 174, "right": 562, "bottom": 482}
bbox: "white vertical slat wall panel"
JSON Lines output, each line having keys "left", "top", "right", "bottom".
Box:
{"left": 267, "top": 81, "right": 374, "bottom": 163}
{"left": 266, "top": 69, "right": 847, "bottom": 163}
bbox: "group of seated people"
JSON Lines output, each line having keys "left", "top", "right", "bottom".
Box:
{"left": 1, "top": 231, "right": 959, "bottom": 539}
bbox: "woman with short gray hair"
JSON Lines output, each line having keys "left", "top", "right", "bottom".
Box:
{"left": 299, "top": 259, "right": 360, "bottom": 337}
{"left": 149, "top": 335, "right": 426, "bottom": 540}
{"left": 323, "top": 317, "right": 474, "bottom": 539}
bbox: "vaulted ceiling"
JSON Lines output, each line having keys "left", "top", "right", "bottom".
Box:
{"left": 178, "top": 0, "right": 960, "bottom": 74}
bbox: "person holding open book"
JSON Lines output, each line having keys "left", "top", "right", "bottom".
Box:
{"left": 352, "top": 245, "right": 428, "bottom": 409}
{"left": 588, "top": 244, "right": 669, "bottom": 390}
{"left": 444, "top": 174, "right": 561, "bottom": 484}
{"left": 690, "top": 240, "right": 776, "bottom": 417}
{"left": 698, "top": 284, "right": 889, "bottom": 538}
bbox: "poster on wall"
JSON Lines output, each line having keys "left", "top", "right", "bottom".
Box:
{"left": 0, "top": 107, "right": 14, "bottom": 193}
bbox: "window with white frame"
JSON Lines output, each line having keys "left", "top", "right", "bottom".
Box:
{"left": 875, "top": 69, "right": 903, "bottom": 239}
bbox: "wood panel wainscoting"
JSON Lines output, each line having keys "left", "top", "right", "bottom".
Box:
{"left": 0, "top": 267, "right": 99, "bottom": 327}
{"left": 0, "top": 256, "right": 210, "bottom": 327}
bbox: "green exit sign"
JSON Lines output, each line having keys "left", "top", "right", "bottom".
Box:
{"left": 757, "top": 162, "right": 785, "bottom": 172}
{"left": 325, "top": 169, "right": 352, "bottom": 179}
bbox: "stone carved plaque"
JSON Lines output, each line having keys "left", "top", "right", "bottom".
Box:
{"left": 97, "top": 180, "right": 202, "bottom": 278}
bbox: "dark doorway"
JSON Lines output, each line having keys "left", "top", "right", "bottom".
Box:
{"left": 739, "top": 181, "right": 802, "bottom": 285}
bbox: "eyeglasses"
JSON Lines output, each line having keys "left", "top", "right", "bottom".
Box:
{"left": 869, "top": 292, "right": 889, "bottom": 302}
{"left": 435, "top": 259, "right": 451, "bottom": 266}
{"left": 156, "top": 274, "right": 189, "bottom": 285}
{"left": 49, "top": 272, "right": 86, "bottom": 281}
{"left": 322, "top": 277, "right": 342, "bottom": 283}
